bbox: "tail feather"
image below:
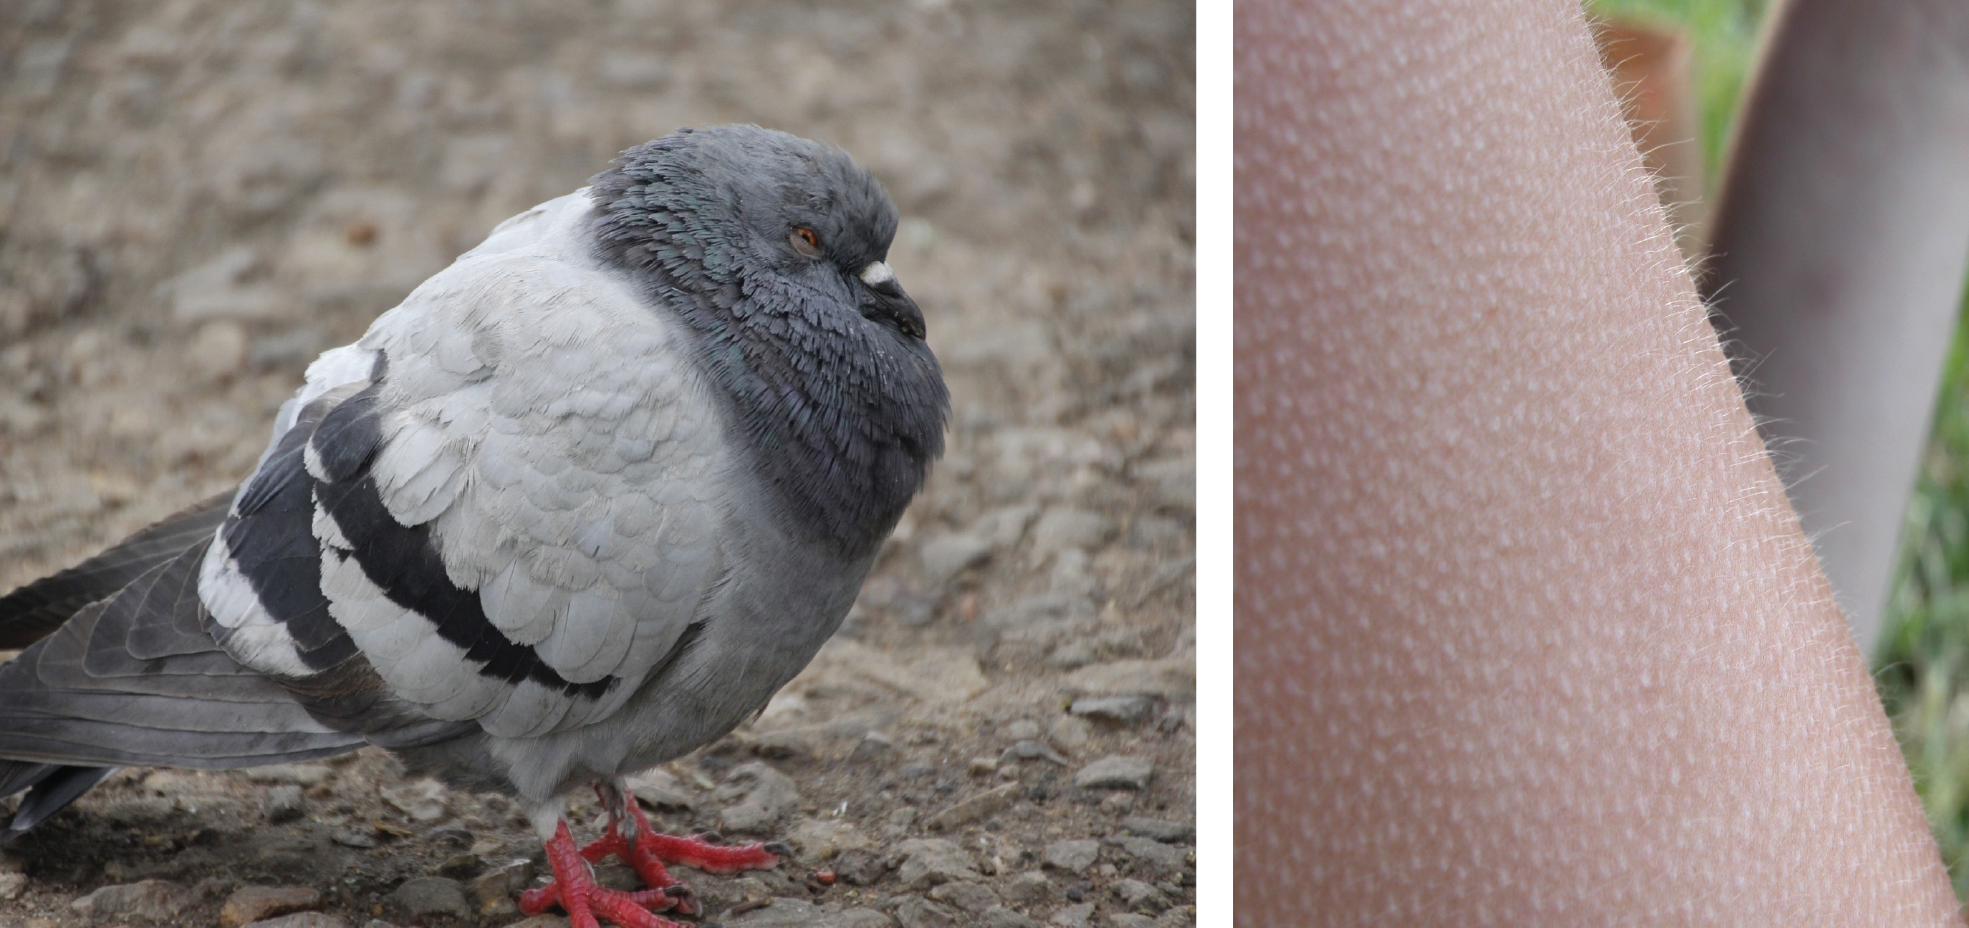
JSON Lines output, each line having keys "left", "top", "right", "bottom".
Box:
{"left": 0, "top": 492, "right": 233, "bottom": 649}
{"left": 0, "top": 764, "right": 113, "bottom": 841}
{"left": 0, "top": 538, "right": 365, "bottom": 837}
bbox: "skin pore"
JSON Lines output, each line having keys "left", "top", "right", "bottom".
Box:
{"left": 1234, "top": 0, "right": 1963, "bottom": 923}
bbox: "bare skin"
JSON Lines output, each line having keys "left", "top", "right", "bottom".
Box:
{"left": 1234, "top": 0, "right": 1962, "bottom": 924}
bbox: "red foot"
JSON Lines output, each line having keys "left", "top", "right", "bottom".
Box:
{"left": 519, "top": 795, "right": 785, "bottom": 928}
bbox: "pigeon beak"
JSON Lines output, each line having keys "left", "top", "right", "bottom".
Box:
{"left": 858, "top": 261, "right": 926, "bottom": 339}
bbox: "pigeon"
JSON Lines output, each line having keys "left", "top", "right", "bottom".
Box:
{"left": 0, "top": 124, "right": 947, "bottom": 928}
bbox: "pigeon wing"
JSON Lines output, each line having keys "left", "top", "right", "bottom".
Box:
{"left": 206, "top": 191, "right": 731, "bottom": 741}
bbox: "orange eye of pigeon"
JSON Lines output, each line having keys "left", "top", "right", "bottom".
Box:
{"left": 790, "top": 227, "right": 824, "bottom": 258}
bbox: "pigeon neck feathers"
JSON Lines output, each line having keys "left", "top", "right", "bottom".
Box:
{"left": 588, "top": 126, "right": 948, "bottom": 557}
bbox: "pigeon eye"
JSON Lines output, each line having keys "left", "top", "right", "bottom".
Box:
{"left": 790, "top": 227, "right": 824, "bottom": 258}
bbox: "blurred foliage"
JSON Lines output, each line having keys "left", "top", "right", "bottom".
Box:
{"left": 1880, "top": 321, "right": 1969, "bottom": 896}
{"left": 1584, "top": 0, "right": 1768, "bottom": 182}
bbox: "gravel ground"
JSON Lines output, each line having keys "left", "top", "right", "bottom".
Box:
{"left": 0, "top": 2, "right": 1193, "bottom": 926}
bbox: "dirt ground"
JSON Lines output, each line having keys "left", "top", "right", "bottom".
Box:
{"left": 0, "top": 1, "right": 1193, "bottom": 926}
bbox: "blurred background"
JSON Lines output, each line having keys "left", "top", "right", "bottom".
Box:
{"left": 1590, "top": 0, "right": 1969, "bottom": 897}
{"left": 0, "top": 2, "right": 1195, "bottom": 924}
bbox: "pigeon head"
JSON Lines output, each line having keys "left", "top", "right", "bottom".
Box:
{"left": 590, "top": 126, "right": 948, "bottom": 557}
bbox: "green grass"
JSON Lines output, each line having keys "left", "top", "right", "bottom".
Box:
{"left": 1879, "top": 305, "right": 1969, "bottom": 896}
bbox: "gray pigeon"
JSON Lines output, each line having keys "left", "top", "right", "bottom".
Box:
{"left": 0, "top": 125, "right": 947, "bottom": 928}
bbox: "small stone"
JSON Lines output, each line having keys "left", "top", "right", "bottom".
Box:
{"left": 221, "top": 884, "right": 321, "bottom": 926}
{"left": 1106, "top": 836, "right": 1190, "bottom": 880}
{"left": 1031, "top": 508, "right": 1116, "bottom": 559}
{"left": 894, "top": 897, "right": 960, "bottom": 928}
{"left": 72, "top": 879, "right": 191, "bottom": 923}
{"left": 331, "top": 829, "right": 377, "bottom": 849}
{"left": 435, "top": 851, "right": 481, "bottom": 879}
{"left": 1106, "top": 915, "right": 1157, "bottom": 928}
{"left": 920, "top": 533, "right": 993, "bottom": 586}
{"left": 980, "top": 906, "right": 1041, "bottom": 928}
{"left": 968, "top": 756, "right": 998, "bottom": 777}
{"left": 1002, "top": 740, "right": 1069, "bottom": 766}
{"left": 1002, "top": 870, "right": 1052, "bottom": 905}
{"left": 468, "top": 857, "right": 535, "bottom": 917}
{"left": 1113, "top": 879, "right": 1168, "bottom": 912}
{"left": 1101, "top": 793, "right": 1137, "bottom": 814}
{"left": 188, "top": 320, "right": 250, "bottom": 382}
{"left": 623, "top": 768, "right": 697, "bottom": 811}
{"left": 927, "top": 782, "right": 1021, "bottom": 830}
{"left": 716, "top": 762, "right": 803, "bottom": 835}
{"left": 379, "top": 780, "right": 448, "bottom": 823}
{"left": 850, "top": 730, "right": 898, "bottom": 764}
{"left": 786, "top": 817, "right": 873, "bottom": 860}
{"left": 929, "top": 880, "right": 1001, "bottom": 912}
{"left": 384, "top": 876, "right": 470, "bottom": 919}
{"left": 1042, "top": 839, "right": 1101, "bottom": 874}
{"left": 241, "top": 915, "right": 351, "bottom": 928}
{"left": 894, "top": 837, "right": 979, "bottom": 889}
{"left": 1047, "top": 716, "right": 1094, "bottom": 753}
{"left": 264, "top": 785, "right": 306, "bottom": 824}
{"left": 1122, "top": 818, "right": 1194, "bottom": 844}
{"left": 1069, "top": 696, "right": 1155, "bottom": 725}
{"left": 1005, "top": 720, "right": 1043, "bottom": 741}
{"left": 1049, "top": 902, "right": 1095, "bottom": 928}
{"left": 1073, "top": 756, "right": 1154, "bottom": 791}
{"left": 973, "top": 504, "right": 1040, "bottom": 551}
{"left": 0, "top": 872, "right": 24, "bottom": 900}
{"left": 833, "top": 847, "right": 890, "bottom": 885}
{"left": 1154, "top": 905, "right": 1196, "bottom": 927}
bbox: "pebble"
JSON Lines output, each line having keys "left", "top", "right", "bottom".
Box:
{"left": 1113, "top": 878, "right": 1168, "bottom": 912}
{"left": 220, "top": 884, "right": 321, "bottom": 926}
{"left": 1048, "top": 716, "right": 1094, "bottom": 753}
{"left": 241, "top": 915, "right": 349, "bottom": 928}
{"left": 1105, "top": 836, "right": 1190, "bottom": 880}
{"left": 972, "top": 504, "right": 1040, "bottom": 550}
{"left": 384, "top": 876, "right": 470, "bottom": 919}
{"left": 920, "top": 533, "right": 993, "bottom": 586}
{"left": 188, "top": 320, "right": 249, "bottom": 382}
{"left": 850, "top": 730, "right": 898, "bottom": 763}
{"left": 832, "top": 847, "right": 890, "bottom": 885}
{"left": 894, "top": 837, "right": 979, "bottom": 889}
{"left": 623, "top": 768, "right": 698, "bottom": 811}
{"left": 1031, "top": 508, "right": 1116, "bottom": 559}
{"left": 1107, "top": 915, "right": 1157, "bottom": 928}
{"left": 1004, "top": 719, "right": 1043, "bottom": 741}
{"left": 722, "top": 897, "right": 894, "bottom": 927}
{"left": 1002, "top": 739, "right": 1069, "bottom": 766}
{"left": 927, "top": 781, "right": 1021, "bottom": 830}
{"left": 330, "top": 829, "right": 377, "bottom": 849}
{"left": 379, "top": 780, "right": 448, "bottom": 823}
{"left": 468, "top": 857, "right": 535, "bottom": 917}
{"left": 70, "top": 879, "right": 190, "bottom": 923}
{"left": 1074, "top": 756, "right": 1154, "bottom": 791}
{"left": 1002, "top": 870, "right": 1052, "bottom": 905}
{"left": 928, "top": 879, "right": 1001, "bottom": 912}
{"left": 980, "top": 905, "right": 1041, "bottom": 928}
{"left": 894, "top": 897, "right": 961, "bottom": 928}
{"left": 1042, "top": 839, "right": 1101, "bottom": 874}
{"left": 264, "top": 784, "right": 306, "bottom": 823}
{"left": 0, "top": 872, "right": 24, "bottom": 900}
{"left": 716, "top": 761, "right": 803, "bottom": 834}
{"left": 1049, "top": 902, "right": 1095, "bottom": 928}
{"left": 786, "top": 817, "right": 873, "bottom": 860}
{"left": 1070, "top": 696, "right": 1156, "bottom": 725}
{"left": 1155, "top": 906, "right": 1197, "bottom": 927}
{"left": 1122, "top": 817, "right": 1194, "bottom": 844}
